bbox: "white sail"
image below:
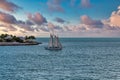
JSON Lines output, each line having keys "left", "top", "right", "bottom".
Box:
{"left": 48, "top": 34, "right": 53, "bottom": 47}
{"left": 46, "top": 33, "right": 62, "bottom": 50}
{"left": 54, "top": 35, "right": 59, "bottom": 47}
{"left": 56, "top": 36, "right": 62, "bottom": 48}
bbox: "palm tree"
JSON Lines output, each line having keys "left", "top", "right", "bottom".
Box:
{"left": 0, "top": 34, "right": 36, "bottom": 43}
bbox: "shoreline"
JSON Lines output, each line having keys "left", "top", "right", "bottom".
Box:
{"left": 0, "top": 42, "right": 41, "bottom": 46}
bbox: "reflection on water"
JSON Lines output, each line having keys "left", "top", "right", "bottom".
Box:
{"left": 0, "top": 38, "right": 120, "bottom": 80}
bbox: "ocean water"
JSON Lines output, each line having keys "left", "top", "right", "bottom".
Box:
{"left": 0, "top": 38, "right": 120, "bottom": 80}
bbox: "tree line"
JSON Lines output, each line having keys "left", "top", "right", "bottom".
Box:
{"left": 0, "top": 34, "right": 36, "bottom": 43}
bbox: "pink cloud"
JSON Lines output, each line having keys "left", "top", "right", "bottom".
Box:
{"left": 0, "top": 24, "right": 17, "bottom": 31}
{"left": 0, "top": 0, "right": 21, "bottom": 12}
{"left": 27, "top": 12, "right": 47, "bottom": 25}
{"left": 0, "top": 11, "right": 17, "bottom": 24}
{"left": 81, "top": 0, "right": 91, "bottom": 8}
{"left": 0, "top": 11, "right": 36, "bottom": 32}
{"left": 80, "top": 15, "right": 103, "bottom": 28}
{"left": 47, "top": 22, "right": 63, "bottom": 33}
{"left": 109, "top": 6, "right": 120, "bottom": 27}
{"left": 47, "top": 0, "right": 64, "bottom": 12}
{"left": 103, "top": 6, "right": 120, "bottom": 30}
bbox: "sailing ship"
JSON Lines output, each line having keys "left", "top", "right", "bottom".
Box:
{"left": 45, "top": 34, "right": 62, "bottom": 50}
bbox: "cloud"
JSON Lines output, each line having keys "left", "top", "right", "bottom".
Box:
{"left": 0, "top": 11, "right": 17, "bottom": 24}
{"left": 0, "top": 11, "right": 49, "bottom": 33}
{"left": 63, "top": 24, "right": 87, "bottom": 32}
{"left": 55, "top": 17, "right": 66, "bottom": 23}
{"left": 1, "top": 29, "right": 8, "bottom": 32}
{"left": 27, "top": 12, "right": 47, "bottom": 25}
{"left": 0, "top": 24, "right": 17, "bottom": 31}
{"left": 67, "top": 6, "right": 120, "bottom": 33}
{"left": 47, "top": 0, "right": 64, "bottom": 12}
{"left": 6, "top": 25, "right": 17, "bottom": 31}
{"left": 0, "top": 0, "right": 21, "bottom": 12}
{"left": 40, "top": 27, "right": 49, "bottom": 32}
{"left": 118, "top": 6, "right": 120, "bottom": 10}
{"left": 109, "top": 6, "right": 120, "bottom": 27}
{"left": 80, "top": 15, "right": 103, "bottom": 28}
{"left": 19, "top": 30, "right": 27, "bottom": 33}
{"left": 31, "top": 5, "right": 120, "bottom": 36}
{"left": 80, "top": 0, "right": 91, "bottom": 8}
{"left": 0, "top": 11, "right": 18, "bottom": 31}
{"left": 33, "top": 22, "right": 63, "bottom": 32}
{"left": 47, "top": 22, "right": 63, "bottom": 32}
{"left": 17, "top": 22, "right": 35, "bottom": 31}
{"left": 63, "top": 26, "right": 73, "bottom": 31}
{"left": 0, "top": 11, "right": 36, "bottom": 32}
{"left": 103, "top": 6, "right": 120, "bottom": 30}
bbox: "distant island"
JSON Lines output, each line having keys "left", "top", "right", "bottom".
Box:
{"left": 0, "top": 34, "right": 41, "bottom": 46}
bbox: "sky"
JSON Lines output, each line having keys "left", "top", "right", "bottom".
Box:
{"left": 0, "top": 0, "right": 120, "bottom": 37}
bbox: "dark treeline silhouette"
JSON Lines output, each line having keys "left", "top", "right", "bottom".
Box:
{"left": 0, "top": 34, "right": 36, "bottom": 43}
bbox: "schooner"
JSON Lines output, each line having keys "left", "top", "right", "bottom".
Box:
{"left": 45, "top": 34, "right": 62, "bottom": 50}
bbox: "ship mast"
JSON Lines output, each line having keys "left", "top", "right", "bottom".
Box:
{"left": 54, "top": 35, "right": 59, "bottom": 47}
{"left": 56, "top": 36, "right": 62, "bottom": 48}
{"left": 48, "top": 34, "right": 54, "bottom": 48}
{"left": 47, "top": 32, "right": 62, "bottom": 49}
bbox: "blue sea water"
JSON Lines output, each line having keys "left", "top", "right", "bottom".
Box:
{"left": 0, "top": 38, "right": 120, "bottom": 80}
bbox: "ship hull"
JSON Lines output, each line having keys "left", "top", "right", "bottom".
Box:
{"left": 45, "top": 47, "right": 62, "bottom": 51}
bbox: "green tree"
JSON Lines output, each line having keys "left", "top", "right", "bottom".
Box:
{"left": 0, "top": 34, "right": 8, "bottom": 39}
{"left": 28, "top": 36, "right": 35, "bottom": 39}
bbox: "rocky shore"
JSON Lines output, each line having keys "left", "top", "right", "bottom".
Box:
{"left": 0, "top": 34, "right": 41, "bottom": 46}
{"left": 0, "top": 42, "right": 41, "bottom": 46}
